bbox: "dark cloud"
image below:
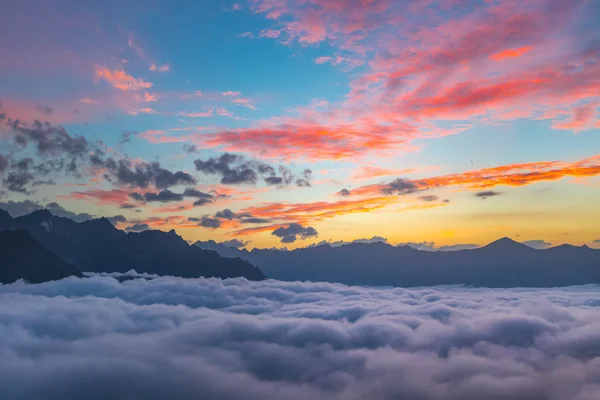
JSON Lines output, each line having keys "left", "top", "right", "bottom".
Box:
{"left": 183, "top": 188, "right": 213, "bottom": 200}
{"left": 194, "top": 153, "right": 256, "bottom": 184}
{"left": 521, "top": 240, "right": 552, "bottom": 249}
{"left": 2, "top": 171, "right": 35, "bottom": 193}
{"left": 8, "top": 119, "right": 89, "bottom": 159}
{"left": 381, "top": 178, "right": 420, "bottom": 195}
{"left": 129, "top": 192, "right": 145, "bottom": 202}
{"left": 107, "top": 215, "right": 127, "bottom": 225}
{"left": 124, "top": 223, "right": 149, "bottom": 232}
{"left": 32, "top": 179, "right": 56, "bottom": 187}
{"left": 272, "top": 223, "right": 318, "bottom": 243}
{"left": 0, "top": 200, "right": 43, "bottom": 217}
{"left": 34, "top": 103, "right": 53, "bottom": 114}
{"left": 240, "top": 217, "right": 271, "bottom": 224}
{"left": 119, "top": 203, "right": 137, "bottom": 209}
{"left": 215, "top": 209, "right": 236, "bottom": 220}
{"left": 264, "top": 176, "right": 283, "bottom": 185}
{"left": 119, "top": 130, "right": 138, "bottom": 144}
{"left": 193, "top": 198, "right": 213, "bottom": 206}
{"left": 182, "top": 188, "right": 214, "bottom": 206}
{"left": 183, "top": 144, "right": 198, "bottom": 153}
{"left": 194, "top": 153, "right": 311, "bottom": 187}
{"left": 0, "top": 154, "right": 9, "bottom": 173}
{"left": 199, "top": 217, "right": 221, "bottom": 229}
{"left": 143, "top": 190, "right": 184, "bottom": 203}
{"left": 339, "top": 188, "right": 351, "bottom": 196}
{"left": 419, "top": 195, "right": 439, "bottom": 202}
{"left": 475, "top": 190, "right": 503, "bottom": 199}
{"left": 221, "top": 239, "right": 250, "bottom": 248}
{"left": 1, "top": 277, "right": 599, "bottom": 400}
{"left": 106, "top": 160, "right": 196, "bottom": 190}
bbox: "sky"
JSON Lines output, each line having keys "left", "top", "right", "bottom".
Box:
{"left": 1, "top": 0, "right": 599, "bottom": 250}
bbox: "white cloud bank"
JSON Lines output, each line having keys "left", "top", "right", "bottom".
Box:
{"left": 2, "top": 275, "right": 600, "bottom": 399}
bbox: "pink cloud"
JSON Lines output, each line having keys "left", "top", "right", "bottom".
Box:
{"left": 222, "top": 91, "right": 241, "bottom": 97}
{"left": 128, "top": 108, "right": 158, "bottom": 115}
{"left": 489, "top": 46, "right": 534, "bottom": 61}
{"left": 79, "top": 98, "right": 100, "bottom": 105}
{"left": 94, "top": 65, "right": 152, "bottom": 91}
{"left": 143, "top": 92, "right": 158, "bottom": 102}
{"left": 149, "top": 63, "right": 170, "bottom": 72}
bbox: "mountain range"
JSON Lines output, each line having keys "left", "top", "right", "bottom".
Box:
{"left": 195, "top": 238, "right": 600, "bottom": 287}
{"left": 2, "top": 206, "right": 599, "bottom": 287}
{"left": 0, "top": 208, "right": 265, "bottom": 282}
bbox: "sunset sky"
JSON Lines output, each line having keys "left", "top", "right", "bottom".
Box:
{"left": 1, "top": 0, "right": 599, "bottom": 249}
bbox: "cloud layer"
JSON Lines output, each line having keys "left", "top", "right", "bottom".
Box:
{"left": 2, "top": 276, "right": 600, "bottom": 399}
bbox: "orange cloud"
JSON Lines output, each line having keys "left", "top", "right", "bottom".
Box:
{"left": 489, "top": 46, "right": 533, "bottom": 61}
{"left": 94, "top": 65, "right": 153, "bottom": 91}
{"left": 59, "top": 189, "right": 134, "bottom": 206}
{"left": 351, "top": 155, "right": 600, "bottom": 196}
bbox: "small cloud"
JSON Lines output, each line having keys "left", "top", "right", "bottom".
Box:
{"left": 222, "top": 239, "right": 249, "bottom": 248}
{"left": 260, "top": 29, "right": 282, "bottom": 38}
{"left": 128, "top": 108, "right": 158, "bottom": 115}
{"left": 79, "top": 98, "right": 100, "bottom": 105}
{"left": 222, "top": 91, "right": 241, "bottom": 97}
{"left": 475, "top": 191, "right": 503, "bottom": 199}
{"left": 144, "top": 92, "right": 158, "bottom": 102}
{"left": 338, "top": 189, "right": 351, "bottom": 196}
{"left": 183, "top": 144, "right": 198, "bottom": 153}
{"left": 419, "top": 195, "right": 439, "bottom": 202}
{"left": 521, "top": 240, "right": 552, "bottom": 249}
{"left": 124, "top": 223, "right": 149, "bottom": 232}
{"left": 149, "top": 63, "right": 170, "bottom": 72}
{"left": 95, "top": 65, "right": 152, "bottom": 91}
{"left": 35, "top": 103, "right": 53, "bottom": 114}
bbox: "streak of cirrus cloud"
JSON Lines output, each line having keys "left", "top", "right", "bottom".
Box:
{"left": 2, "top": 275, "right": 600, "bottom": 399}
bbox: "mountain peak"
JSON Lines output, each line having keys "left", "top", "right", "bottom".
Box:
{"left": 482, "top": 237, "right": 529, "bottom": 251}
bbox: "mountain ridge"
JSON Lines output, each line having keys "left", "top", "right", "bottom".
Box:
{"left": 0, "top": 208, "right": 266, "bottom": 281}
{"left": 195, "top": 237, "right": 600, "bottom": 287}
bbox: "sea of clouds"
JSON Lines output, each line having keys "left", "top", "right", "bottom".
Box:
{"left": 2, "top": 274, "right": 600, "bottom": 399}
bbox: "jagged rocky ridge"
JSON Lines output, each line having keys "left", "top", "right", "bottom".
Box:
{"left": 0, "top": 209, "right": 265, "bottom": 282}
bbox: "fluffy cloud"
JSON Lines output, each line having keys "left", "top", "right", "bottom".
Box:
{"left": 194, "top": 153, "right": 312, "bottom": 187}
{"left": 1, "top": 277, "right": 600, "bottom": 399}
{"left": 272, "top": 223, "right": 318, "bottom": 243}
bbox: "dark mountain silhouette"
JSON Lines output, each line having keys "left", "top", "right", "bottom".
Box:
{"left": 0, "top": 230, "right": 82, "bottom": 284}
{"left": 195, "top": 237, "right": 600, "bottom": 287}
{"left": 0, "top": 209, "right": 265, "bottom": 281}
